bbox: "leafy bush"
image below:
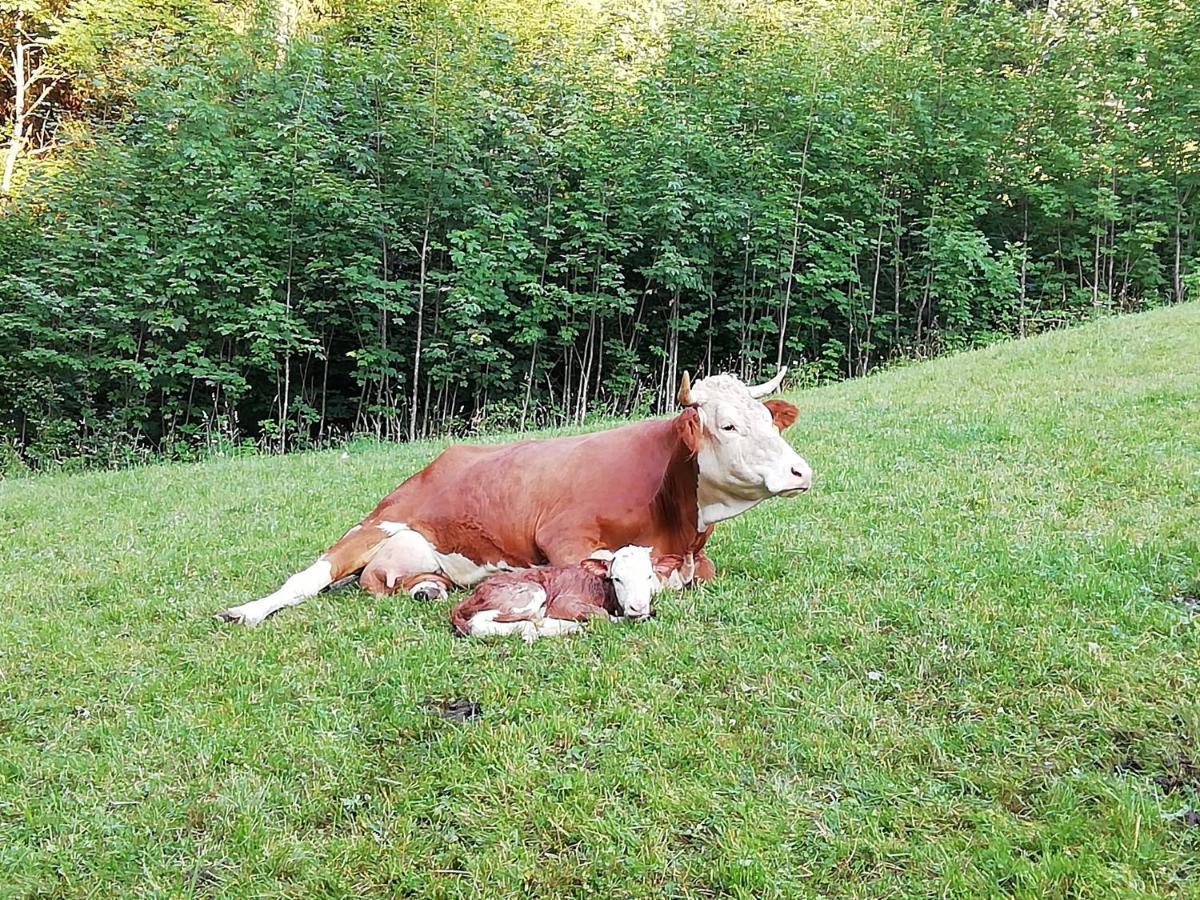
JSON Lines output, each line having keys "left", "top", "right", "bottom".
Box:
{"left": 1, "top": 0, "right": 1196, "bottom": 467}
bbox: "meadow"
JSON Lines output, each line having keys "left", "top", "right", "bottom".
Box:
{"left": 1, "top": 304, "right": 1197, "bottom": 897}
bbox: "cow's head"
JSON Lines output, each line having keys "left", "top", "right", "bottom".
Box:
{"left": 583, "top": 545, "right": 659, "bottom": 620}
{"left": 675, "top": 367, "right": 812, "bottom": 529}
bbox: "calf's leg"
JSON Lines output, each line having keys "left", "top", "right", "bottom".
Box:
{"left": 534, "top": 618, "right": 585, "bottom": 639}
{"left": 465, "top": 609, "right": 542, "bottom": 644}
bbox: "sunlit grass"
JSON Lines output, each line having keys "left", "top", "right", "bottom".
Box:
{"left": 1, "top": 304, "right": 1198, "bottom": 896}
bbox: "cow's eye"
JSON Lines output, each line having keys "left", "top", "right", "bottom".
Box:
{"left": 722, "top": 424, "right": 737, "bottom": 432}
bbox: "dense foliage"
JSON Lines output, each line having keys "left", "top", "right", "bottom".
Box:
{"left": 2, "top": 0, "right": 1197, "bottom": 467}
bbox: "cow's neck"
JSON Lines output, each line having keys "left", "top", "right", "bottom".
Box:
{"left": 654, "top": 419, "right": 764, "bottom": 533}
{"left": 695, "top": 486, "right": 763, "bottom": 531}
{"left": 655, "top": 428, "right": 714, "bottom": 549}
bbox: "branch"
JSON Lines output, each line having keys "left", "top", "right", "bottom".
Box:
{"left": 25, "top": 74, "right": 64, "bottom": 116}
{"left": 26, "top": 63, "right": 57, "bottom": 84}
{"left": 16, "top": 27, "right": 52, "bottom": 47}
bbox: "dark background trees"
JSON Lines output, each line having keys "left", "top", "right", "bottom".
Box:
{"left": 2, "top": 0, "right": 1196, "bottom": 468}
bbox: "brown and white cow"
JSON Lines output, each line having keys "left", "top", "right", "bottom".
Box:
{"left": 450, "top": 547, "right": 689, "bottom": 643}
{"left": 217, "top": 368, "right": 811, "bottom": 626}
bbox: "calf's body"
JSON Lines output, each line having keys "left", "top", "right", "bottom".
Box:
{"left": 451, "top": 550, "right": 687, "bottom": 643}
{"left": 450, "top": 565, "right": 619, "bottom": 643}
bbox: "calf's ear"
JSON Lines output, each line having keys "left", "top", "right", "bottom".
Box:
{"left": 580, "top": 558, "right": 610, "bottom": 578}
{"left": 675, "top": 406, "right": 703, "bottom": 454}
{"left": 763, "top": 399, "right": 799, "bottom": 433}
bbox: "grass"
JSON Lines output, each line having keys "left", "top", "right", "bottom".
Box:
{"left": 1, "top": 305, "right": 1199, "bottom": 898}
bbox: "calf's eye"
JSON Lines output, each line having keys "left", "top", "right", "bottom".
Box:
{"left": 722, "top": 424, "right": 737, "bottom": 432}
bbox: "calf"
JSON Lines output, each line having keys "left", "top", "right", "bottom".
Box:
{"left": 450, "top": 547, "right": 691, "bottom": 643}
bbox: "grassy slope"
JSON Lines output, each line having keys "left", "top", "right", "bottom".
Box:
{"left": 1, "top": 305, "right": 1198, "bottom": 898}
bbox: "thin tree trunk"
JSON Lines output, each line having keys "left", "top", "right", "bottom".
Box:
{"left": 319, "top": 332, "right": 330, "bottom": 442}
{"left": 893, "top": 201, "right": 902, "bottom": 346}
{"left": 275, "top": 0, "right": 300, "bottom": 61}
{"left": 739, "top": 213, "right": 752, "bottom": 358}
{"left": 777, "top": 82, "right": 818, "bottom": 368}
{"left": 778, "top": 185, "right": 804, "bottom": 370}
{"left": 704, "top": 271, "right": 714, "bottom": 373}
{"left": 410, "top": 207, "right": 432, "bottom": 441}
{"left": 410, "top": 42, "right": 440, "bottom": 441}
{"left": 519, "top": 340, "right": 538, "bottom": 431}
{"left": 594, "top": 317, "right": 605, "bottom": 405}
{"left": 864, "top": 209, "right": 885, "bottom": 375}
{"left": 280, "top": 262, "right": 293, "bottom": 453}
{"left": 2, "top": 14, "right": 26, "bottom": 197}
{"left": 1092, "top": 178, "right": 1102, "bottom": 309}
{"left": 1019, "top": 203, "right": 1028, "bottom": 337}
{"left": 1174, "top": 191, "right": 1183, "bottom": 302}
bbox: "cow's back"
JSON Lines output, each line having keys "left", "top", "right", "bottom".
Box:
{"left": 367, "top": 419, "right": 691, "bottom": 566}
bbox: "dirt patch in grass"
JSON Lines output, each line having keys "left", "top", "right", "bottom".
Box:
{"left": 430, "top": 698, "right": 482, "bottom": 722}
{"left": 1163, "top": 587, "right": 1200, "bottom": 613}
{"left": 1108, "top": 721, "right": 1200, "bottom": 797}
{"left": 1152, "top": 755, "right": 1200, "bottom": 795}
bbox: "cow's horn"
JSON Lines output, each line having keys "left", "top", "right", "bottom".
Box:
{"left": 677, "top": 370, "right": 694, "bottom": 406}
{"left": 747, "top": 366, "right": 788, "bottom": 398}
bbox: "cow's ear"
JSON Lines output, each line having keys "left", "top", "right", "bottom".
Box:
{"left": 580, "top": 558, "right": 610, "bottom": 578}
{"left": 675, "top": 406, "right": 703, "bottom": 454}
{"left": 763, "top": 399, "right": 799, "bottom": 433}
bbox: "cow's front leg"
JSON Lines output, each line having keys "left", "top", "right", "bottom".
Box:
{"left": 360, "top": 525, "right": 449, "bottom": 600}
{"left": 217, "top": 522, "right": 389, "bottom": 626}
{"left": 693, "top": 551, "right": 716, "bottom": 582}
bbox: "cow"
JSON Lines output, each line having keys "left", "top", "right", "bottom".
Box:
{"left": 216, "top": 367, "right": 812, "bottom": 626}
{"left": 449, "top": 547, "right": 690, "bottom": 643}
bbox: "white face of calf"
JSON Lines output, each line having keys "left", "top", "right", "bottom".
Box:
{"left": 607, "top": 545, "right": 659, "bottom": 620}
{"left": 680, "top": 372, "right": 813, "bottom": 528}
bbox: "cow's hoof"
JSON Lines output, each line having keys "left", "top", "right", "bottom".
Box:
{"left": 409, "top": 581, "right": 448, "bottom": 602}
{"left": 214, "top": 607, "right": 261, "bottom": 627}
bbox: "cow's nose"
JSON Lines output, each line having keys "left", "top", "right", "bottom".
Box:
{"left": 791, "top": 466, "right": 812, "bottom": 489}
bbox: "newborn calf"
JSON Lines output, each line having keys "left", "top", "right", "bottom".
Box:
{"left": 450, "top": 547, "right": 688, "bottom": 643}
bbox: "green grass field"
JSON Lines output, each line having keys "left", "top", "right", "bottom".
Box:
{"left": 2, "top": 305, "right": 1198, "bottom": 897}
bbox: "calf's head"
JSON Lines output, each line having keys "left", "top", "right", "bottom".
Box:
{"left": 582, "top": 545, "right": 659, "bottom": 620}
{"left": 676, "top": 367, "right": 812, "bottom": 528}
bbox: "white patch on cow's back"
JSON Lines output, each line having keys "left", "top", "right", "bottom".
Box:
{"left": 377, "top": 520, "right": 409, "bottom": 536}
{"left": 435, "top": 551, "right": 512, "bottom": 587}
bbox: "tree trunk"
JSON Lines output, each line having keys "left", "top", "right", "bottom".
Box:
{"left": 410, "top": 206, "right": 431, "bottom": 442}
{"left": 2, "top": 14, "right": 26, "bottom": 197}
{"left": 864, "top": 207, "right": 885, "bottom": 375}
{"left": 778, "top": 184, "right": 804, "bottom": 370}
{"left": 1174, "top": 191, "right": 1183, "bottom": 302}
{"left": 519, "top": 340, "right": 538, "bottom": 431}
